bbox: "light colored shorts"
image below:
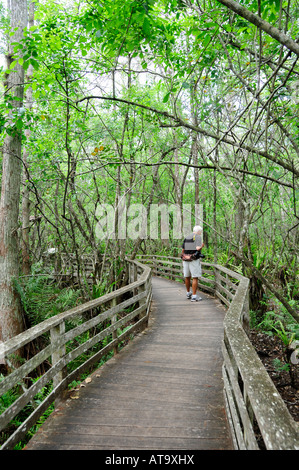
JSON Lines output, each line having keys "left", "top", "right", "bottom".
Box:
{"left": 183, "top": 259, "right": 202, "bottom": 278}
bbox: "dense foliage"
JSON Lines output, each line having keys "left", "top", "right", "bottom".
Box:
{"left": 0, "top": 0, "right": 298, "bottom": 323}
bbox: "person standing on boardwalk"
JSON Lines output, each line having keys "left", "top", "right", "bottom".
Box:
{"left": 181, "top": 225, "right": 204, "bottom": 302}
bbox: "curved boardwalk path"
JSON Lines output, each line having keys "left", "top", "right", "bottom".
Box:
{"left": 25, "top": 277, "right": 233, "bottom": 450}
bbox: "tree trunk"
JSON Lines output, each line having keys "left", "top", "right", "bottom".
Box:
{"left": 0, "top": 0, "right": 27, "bottom": 349}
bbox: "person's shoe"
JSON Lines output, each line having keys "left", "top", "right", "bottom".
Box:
{"left": 186, "top": 292, "right": 192, "bottom": 299}
{"left": 191, "top": 295, "right": 202, "bottom": 302}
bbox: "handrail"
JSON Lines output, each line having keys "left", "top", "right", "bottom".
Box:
{"left": 138, "top": 255, "right": 299, "bottom": 450}
{"left": 0, "top": 259, "right": 152, "bottom": 450}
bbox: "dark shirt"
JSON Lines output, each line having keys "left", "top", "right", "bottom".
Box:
{"left": 182, "top": 233, "right": 202, "bottom": 255}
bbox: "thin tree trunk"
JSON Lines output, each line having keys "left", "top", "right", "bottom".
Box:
{"left": 0, "top": 0, "right": 27, "bottom": 349}
{"left": 22, "top": 1, "right": 35, "bottom": 275}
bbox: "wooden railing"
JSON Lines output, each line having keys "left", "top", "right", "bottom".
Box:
{"left": 1, "top": 254, "right": 298, "bottom": 450}
{"left": 138, "top": 255, "right": 299, "bottom": 450}
{"left": 0, "top": 259, "right": 152, "bottom": 450}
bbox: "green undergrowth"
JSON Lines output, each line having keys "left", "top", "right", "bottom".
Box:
{"left": 14, "top": 265, "right": 84, "bottom": 327}
{"left": 1, "top": 265, "right": 137, "bottom": 450}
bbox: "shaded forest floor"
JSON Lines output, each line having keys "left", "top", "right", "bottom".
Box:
{"left": 250, "top": 330, "right": 299, "bottom": 422}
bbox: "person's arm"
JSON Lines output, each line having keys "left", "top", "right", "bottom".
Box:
{"left": 196, "top": 242, "right": 204, "bottom": 251}
{"left": 195, "top": 234, "right": 204, "bottom": 251}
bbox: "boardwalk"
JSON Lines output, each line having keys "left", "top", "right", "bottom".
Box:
{"left": 25, "top": 277, "right": 233, "bottom": 450}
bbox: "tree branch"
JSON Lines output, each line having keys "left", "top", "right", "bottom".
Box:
{"left": 75, "top": 95, "right": 299, "bottom": 177}
{"left": 216, "top": 0, "right": 299, "bottom": 57}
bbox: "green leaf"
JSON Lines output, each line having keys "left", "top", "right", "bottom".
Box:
{"left": 142, "top": 17, "right": 151, "bottom": 36}
{"left": 16, "top": 118, "right": 23, "bottom": 129}
{"left": 163, "top": 91, "right": 171, "bottom": 103}
{"left": 30, "top": 58, "right": 39, "bottom": 70}
{"left": 10, "top": 60, "right": 17, "bottom": 70}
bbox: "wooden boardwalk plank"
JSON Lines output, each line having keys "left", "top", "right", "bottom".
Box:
{"left": 25, "top": 277, "right": 233, "bottom": 451}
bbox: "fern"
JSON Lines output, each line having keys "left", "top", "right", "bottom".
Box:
{"left": 15, "top": 265, "right": 82, "bottom": 327}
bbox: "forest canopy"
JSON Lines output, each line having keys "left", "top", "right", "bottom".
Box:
{"left": 0, "top": 0, "right": 298, "bottom": 342}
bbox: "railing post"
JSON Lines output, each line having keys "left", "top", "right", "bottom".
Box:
{"left": 153, "top": 255, "right": 157, "bottom": 276}
{"left": 111, "top": 297, "right": 118, "bottom": 356}
{"left": 50, "top": 321, "right": 67, "bottom": 398}
{"left": 138, "top": 282, "right": 146, "bottom": 320}
{"left": 132, "top": 262, "right": 137, "bottom": 295}
{"left": 128, "top": 261, "right": 132, "bottom": 283}
{"left": 241, "top": 284, "right": 250, "bottom": 334}
{"left": 214, "top": 266, "right": 219, "bottom": 297}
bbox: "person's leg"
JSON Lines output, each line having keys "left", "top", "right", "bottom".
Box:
{"left": 192, "top": 277, "right": 198, "bottom": 295}
{"left": 183, "top": 262, "right": 192, "bottom": 297}
{"left": 190, "top": 260, "right": 202, "bottom": 301}
{"left": 185, "top": 276, "right": 191, "bottom": 292}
